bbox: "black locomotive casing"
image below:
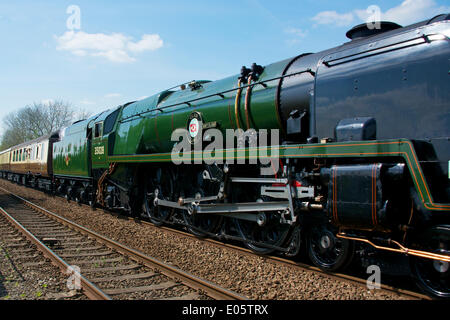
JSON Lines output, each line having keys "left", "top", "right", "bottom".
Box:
{"left": 321, "top": 163, "right": 407, "bottom": 231}
{"left": 279, "top": 14, "right": 450, "bottom": 204}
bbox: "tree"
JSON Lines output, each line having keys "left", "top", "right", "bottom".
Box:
{"left": 0, "top": 100, "right": 91, "bottom": 149}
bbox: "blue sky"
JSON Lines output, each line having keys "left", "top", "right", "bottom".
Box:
{"left": 0, "top": 0, "right": 449, "bottom": 135}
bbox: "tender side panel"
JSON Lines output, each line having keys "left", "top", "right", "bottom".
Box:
{"left": 53, "top": 123, "right": 90, "bottom": 178}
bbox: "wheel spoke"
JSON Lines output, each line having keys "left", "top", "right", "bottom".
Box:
{"left": 143, "top": 169, "right": 174, "bottom": 226}
{"left": 307, "top": 224, "right": 354, "bottom": 271}
{"left": 410, "top": 225, "right": 450, "bottom": 298}
{"left": 235, "top": 216, "right": 291, "bottom": 255}
{"left": 183, "top": 213, "right": 222, "bottom": 238}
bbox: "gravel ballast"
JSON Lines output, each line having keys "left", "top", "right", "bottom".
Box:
{"left": 0, "top": 215, "right": 86, "bottom": 300}
{"left": 0, "top": 180, "right": 416, "bottom": 300}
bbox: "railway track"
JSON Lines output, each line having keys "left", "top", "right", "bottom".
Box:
{"left": 57, "top": 193, "right": 428, "bottom": 300}
{"left": 128, "top": 219, "right": 431, "bottom": 300}
{"left": 0, "top": 187, "right": 247, "bottom": 300}
{"left": 79, "top": 204, "right": 431, "bottom": 300}
{"left": 0, "top": 181, "right": 432, "bottom": 300}
{"left": 0, "top": 213, "right": 87, "bottom": 300}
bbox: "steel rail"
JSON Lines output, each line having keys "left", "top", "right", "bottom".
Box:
{"left": 111, "top": 215, "right": 430, "bottom": 301}
{"left": 160, "top": 224, "right": 433, "bottom": 300}
{"left": 76, "top": 199, "right": 431, "bottom": 301}
{"left": 60, "top": 193, "right": 431, "bottom": 300}
{"left": 0, "top": 206, "right": 111, "bottom": 300}
{"left": 0, "top": 182, "right": 430, "bottom": 300}
{"left": 166, "top": 227, "right": 432, "bottom": 300}
{"left": 0, "top": 186, "right": 247, "bottom": 301}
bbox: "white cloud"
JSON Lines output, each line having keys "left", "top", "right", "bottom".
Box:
{"left": 312, "top": 0, "right": 450, "bottom": 28}
{"left": 284, "top": 27, "right": 308, "bottom": 38}
{"left": 355, "top": 0, "right": 450, "bottom": 26}
{"left": 284, "top": 27, "right": 308, "bottom": 46}
{"left": 311, "top": 11, "right": 354, "bottom": 27}
{"left": 127, "top": 34, "right": 164, "bottom": 53}
{"left": 55, "top": 31, "right": 163, "bottom": 63}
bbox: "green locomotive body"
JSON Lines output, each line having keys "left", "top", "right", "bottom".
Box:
{"left": 53, "top": 119, "right": 92, "bottom": 179}
{"left": 112, "top": 59, "right": 289, "bottom": 156}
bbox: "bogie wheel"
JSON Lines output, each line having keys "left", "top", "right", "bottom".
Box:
{"left": 307, "top": 223, "right": 354, "bottom": 272}
{"left": 410, "top": 225, "right": 450, "bottom": 298}
{"left": 144, "top": 168, "right": 174, "bottom": 226}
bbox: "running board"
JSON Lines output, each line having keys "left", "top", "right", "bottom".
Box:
{"left": 155, "top": 198, "right": 289, "bottom": 215}
{"left": 192, "top": 201, "right": 290, "bottom": 214}
{"left": 230, "top": 177, "right": 288, "bottom": 184}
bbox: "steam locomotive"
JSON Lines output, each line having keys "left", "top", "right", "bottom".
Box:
{"left": 1, "top": 14, "right": 449, "bottom": 298}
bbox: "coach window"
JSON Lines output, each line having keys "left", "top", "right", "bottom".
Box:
{"left": 94, "top": 122, "right": 103, "bottom": 139}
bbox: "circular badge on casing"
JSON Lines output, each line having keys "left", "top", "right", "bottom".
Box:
{"left": 187, "top": 112, "right": 203, "bottom": 144}
{"left": 189, "top": 118, "right": 199, "bottom": 138}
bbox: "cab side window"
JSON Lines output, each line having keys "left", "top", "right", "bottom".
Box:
{"left": 103, "top": 109, "right": 120, "bottom": 135}
{"left": 94, "top": 122, "right": 103, "bottom": 138}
